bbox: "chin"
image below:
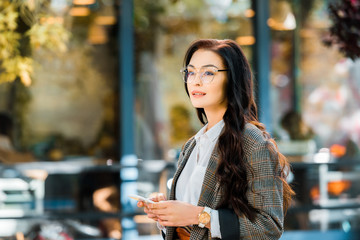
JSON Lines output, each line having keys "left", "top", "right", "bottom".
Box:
{"left": 193, "top": 104, "right": 208, "bottom": 109}
{"left": 190, "top": 101, "right": 204, "bottom": 109}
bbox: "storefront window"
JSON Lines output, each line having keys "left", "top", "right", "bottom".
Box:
{"left": 271, "top": 0, "right": 360, "bottom": 155}
{"left": 269, "top": 0, "right": 297, "bottom": 140}
{"left": 0, "top": 1, "right": 122, "bottom": 239}
{"left": 271, "top": 0, "right": 360, "bottom": 232}
{"left": 0, "top": 0, "right": 119, "bottom": 161}
{"left": 134, "top": 0, "right": 254, "bottom": 161}
{"left": 300, "top": 0, "right": 360, "bottom": 154}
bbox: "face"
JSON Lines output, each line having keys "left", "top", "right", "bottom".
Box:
{"left": 187, "top": 49, "right": 228, "bottom": 114}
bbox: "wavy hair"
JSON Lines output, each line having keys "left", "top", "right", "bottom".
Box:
{"left": 183, "top": 39, "right": 294, "bottom": 221}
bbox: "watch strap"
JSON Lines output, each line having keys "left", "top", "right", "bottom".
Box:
{"left": 198, "top": 206, "right": 211, "bottom": 228}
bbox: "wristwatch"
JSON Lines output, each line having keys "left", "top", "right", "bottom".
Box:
{"left": 198, "top": 206, "right": 211, "bottom": 228}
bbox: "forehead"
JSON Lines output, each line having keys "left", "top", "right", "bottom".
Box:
{"left": 189, "top": 49, "right": 224, "bottom": 68}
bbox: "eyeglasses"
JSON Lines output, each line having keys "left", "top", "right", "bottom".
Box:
{"left": 180, "top": 66, "right": 228, "bottom": 84}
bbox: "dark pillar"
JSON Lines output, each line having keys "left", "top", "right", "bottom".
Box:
{"left": 252, "top": 0, "right": 272, "bottom": 133}
{"left": 119, "top": 0, "right": 138, "bottom": 239}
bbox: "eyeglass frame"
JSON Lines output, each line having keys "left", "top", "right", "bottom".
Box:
{"left": 180, "top": 65, "right": 228, "bottom": 84}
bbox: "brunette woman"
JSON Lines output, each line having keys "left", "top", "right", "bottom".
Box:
{"left": 138, "top": 39, "right": 294, "bottom": 240}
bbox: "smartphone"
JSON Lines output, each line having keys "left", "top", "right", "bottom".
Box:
{"left": 128, "top": 194, "right": 155, "bottom": 204}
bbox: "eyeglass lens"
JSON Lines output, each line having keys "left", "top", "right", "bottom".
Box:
{"left": 183, "top": 67, "right": 217, "bottom": 83}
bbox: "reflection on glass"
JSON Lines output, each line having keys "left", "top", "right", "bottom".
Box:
{"left": 274, "top": 0, "right": 360, "bottom": 233}
{"left": 0, "top": 1, "right": 119, "bottom": 161}
{"left": 134, "top": 0, "right": 253, "bottom": 160}
{"left": 268, "top": 1, "right": 296, "bottom": 31}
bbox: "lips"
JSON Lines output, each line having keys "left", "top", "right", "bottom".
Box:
{"left": 191, "top": 90, "right": 206, "bottom": 96}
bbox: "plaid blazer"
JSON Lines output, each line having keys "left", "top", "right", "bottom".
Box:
{"left": 165, "top": 123, "right": 284, "bottom": 240}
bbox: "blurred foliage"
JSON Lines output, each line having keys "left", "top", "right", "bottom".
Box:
{"left": 133, "top": 0, "right": 206, "bottom": 51}
{"left": 323, "top": 0, "right": 360, "bottom": 60}
{"left": 169, "top": 104, "right": 196, "bottom": 147}
{"left": 0, "top": 0, "right": 70, "bottom": 85}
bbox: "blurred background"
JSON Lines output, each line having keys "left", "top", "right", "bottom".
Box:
{"left": 0, "top": 0, "right": 359, "bottom": 239}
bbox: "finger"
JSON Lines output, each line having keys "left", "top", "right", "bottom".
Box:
{"left": 137, "top": 201, "right": 144, "bottom": 208}
{"left": 147, "top": 203, "right": 160, "bottom": 209}
{"left": 145, "top": 206, "right": 163, "bottom": 214}
{"left": 145, "top": 207, "right": 165, "bottom": 216}
{"left": 148, "top": 192, "right": 167, "bottom": 202}
{"left": 147, "top": 214, "right": 159, "bottom": 221}
{"left": 148, "top": 201, "right": 168, "bottom": 209}
{"left": 158, "top": 219, "right": 172, "bottom": 226}
{"left": 148, "top": 192, "right": 160, "bottom": 201}
{"left": 158, "top": 193, "right": 166, "bottom": 201}
{"left": 157, "top": 214, "right": 170, "bottom": 221}
{"left": 149, "top": 208, "right": 168, "bottom": 216}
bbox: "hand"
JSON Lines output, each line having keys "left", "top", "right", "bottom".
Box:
{"left": 147, "top": 200, "right": 203, "bottom": 227}
{"left": 137, "top": 192, "right": 166, "bottom": 222}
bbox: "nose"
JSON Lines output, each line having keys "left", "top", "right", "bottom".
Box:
{"left": 191, "top": 71, "right": 202, "bottom": 85}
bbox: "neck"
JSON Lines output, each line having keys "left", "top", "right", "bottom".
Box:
{"left": 204, "top": 107, "right": 226, "bottom": 131}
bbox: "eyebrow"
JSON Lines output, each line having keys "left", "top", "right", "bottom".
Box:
{"left": 187, "top": 64, "right": 219, "bottom": 69}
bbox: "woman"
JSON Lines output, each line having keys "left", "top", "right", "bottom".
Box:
{"left": 138, "top": 39, "right": 294, "bottom": 240}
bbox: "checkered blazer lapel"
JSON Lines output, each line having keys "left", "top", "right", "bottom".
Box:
{"left": 190, "top": 143, "right": 222, "bottom": 240}
{"left": 166, "top": 137, "right": 222, "bottom": 240}
{"left": 166, "top": 137, "right": 196, "bottom": 240}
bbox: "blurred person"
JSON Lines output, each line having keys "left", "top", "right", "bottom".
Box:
{"left": 280, "top": 110, "right": 314, "bottom": 141}
{"left": 78, "top": 171, "right": 120, "bottom": 239}
{"left": 93, "top": 185, "right": 121, "bottom": 239}
{"left": 0, "top": 112, "right": 34, "bottom": 163}
{"left": 137, "top": 39, "right": 294, "bottom": 239}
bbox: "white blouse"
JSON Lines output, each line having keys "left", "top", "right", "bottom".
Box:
{"left": 175, "top": 120, "right": 224, "bottom": 238}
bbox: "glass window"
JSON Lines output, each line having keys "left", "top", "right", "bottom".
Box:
{"left": 271, "top": 0, "right": 360, "bottom": 232}
{"left": 0, "top": 0, "right": 119, "bottom": 161}
{"left": 134, "top": 0, "right": 254, "bottom": 161}
{"left": 269, "top": 0, "right": 297, "bottom": 140}
{"left": 300, "top": 0, "right": 360, "bottom": 153}
{"left": 271, "top": 0, "right": 360, "bottom": 154}
{"left": 0, "top": 1, "right": 121, "bottom": 239}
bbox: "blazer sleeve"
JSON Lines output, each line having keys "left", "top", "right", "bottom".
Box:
{"left": 218, "top": 139, "right": 284, "bottom": 240}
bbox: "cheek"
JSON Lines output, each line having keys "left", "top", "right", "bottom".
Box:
{"left": 209, "top": 84, "right": 227, "bottom": 105}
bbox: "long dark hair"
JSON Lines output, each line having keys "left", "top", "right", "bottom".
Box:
{"left": 183, "top": 39, "right": 294, "bottom": 221}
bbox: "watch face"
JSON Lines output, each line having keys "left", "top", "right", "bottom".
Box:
{"left": 199, "top": 212, "right": 211, "bottom": 224}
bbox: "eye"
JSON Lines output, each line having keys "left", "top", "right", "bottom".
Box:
{"left": 203, "top": 70, "right": 215, "bottom": 76}
{"left": 187, "top": 69, "right": 196, "bottom": 76}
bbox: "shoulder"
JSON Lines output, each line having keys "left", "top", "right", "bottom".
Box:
{"left": 242, "top": 123, "right": 267, "bottom": 145}
{"left": 242, "top": 123, "right": 275, "bottom": 157}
